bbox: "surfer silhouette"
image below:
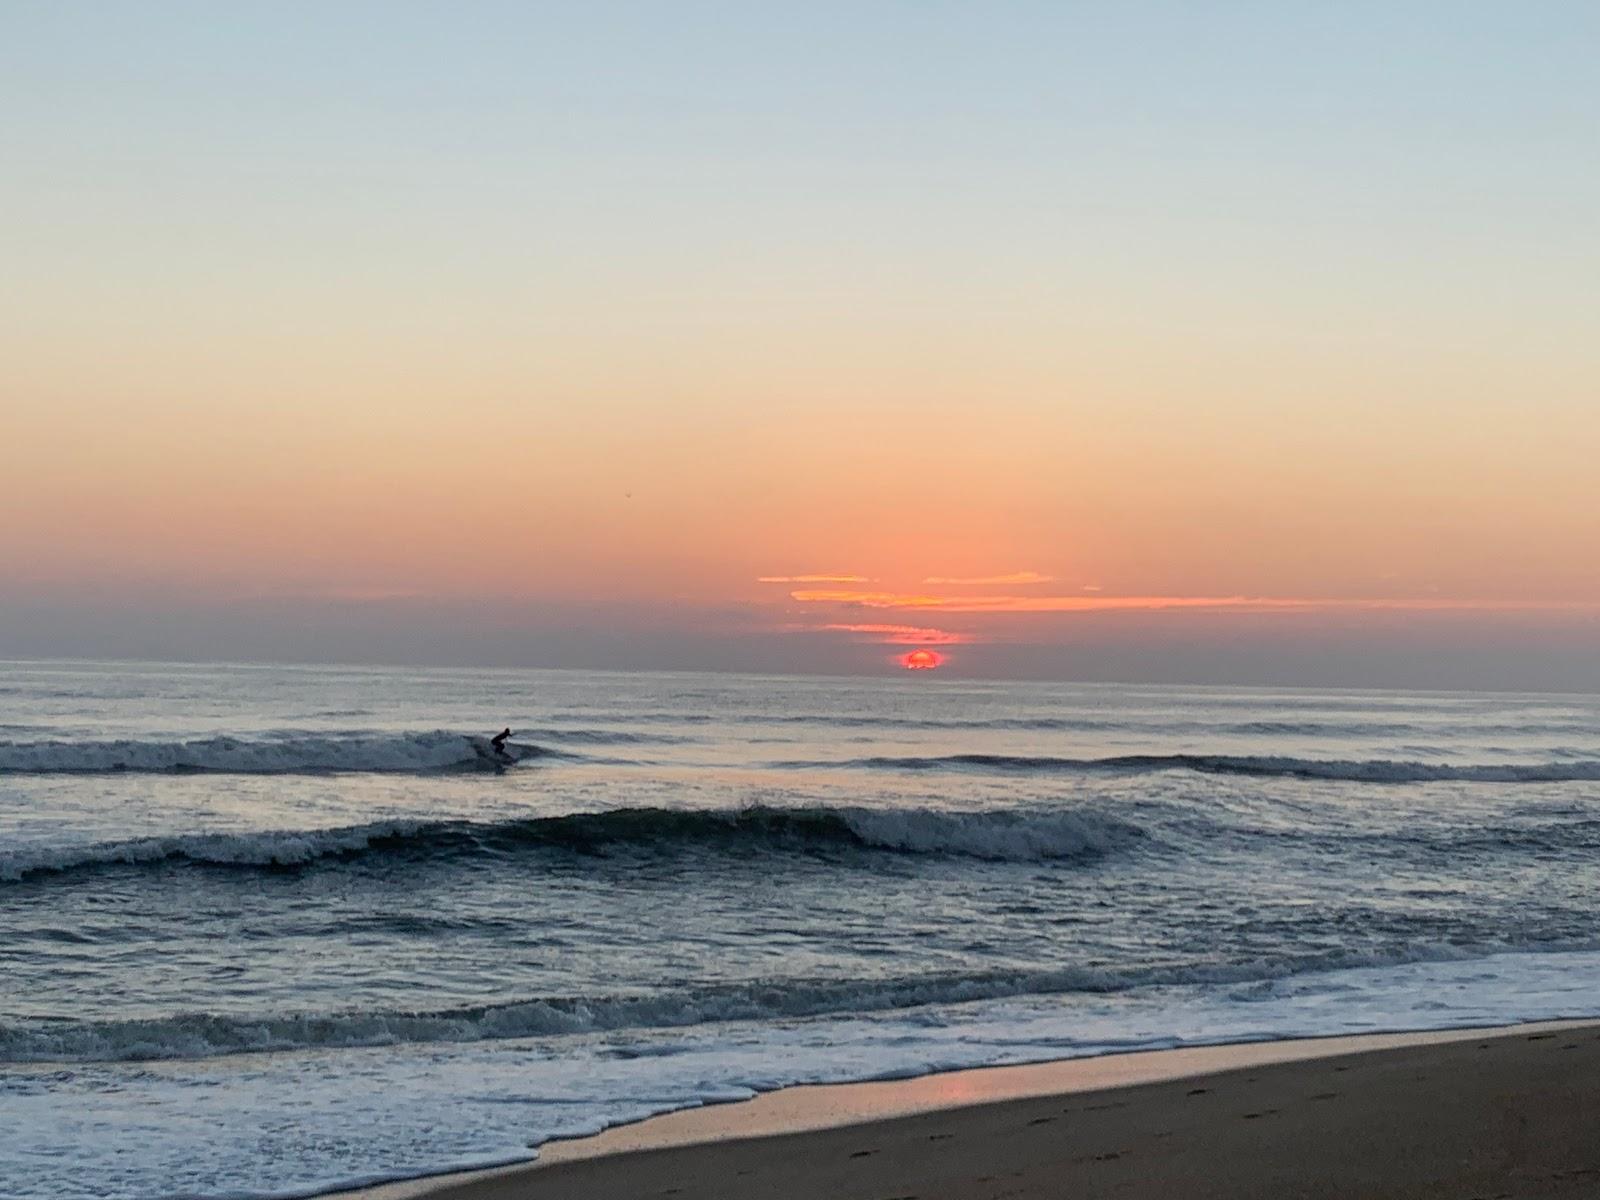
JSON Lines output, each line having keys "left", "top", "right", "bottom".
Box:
{"left": 489, "top": 728, "right": 512, "bottom": 761}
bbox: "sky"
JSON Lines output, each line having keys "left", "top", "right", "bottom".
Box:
{"left": 3, "top": 2, "right": 1598, "bottom": 688}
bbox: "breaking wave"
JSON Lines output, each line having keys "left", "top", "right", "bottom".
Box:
{"left": 782, "top": 752, "right": 1600, "bottom": 784}
{"left": 0, "top": 732, "right": 549, "bottom": 775}
{"left": 0, "top": 805, "right": 1143, "bottom": 883}
{"left": 0, "top": 944, "right": 1537, "bottom": 1064}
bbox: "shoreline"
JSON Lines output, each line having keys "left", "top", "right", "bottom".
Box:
{"left": 339, "top": 1018, "right": 1599, "bottom": 1200}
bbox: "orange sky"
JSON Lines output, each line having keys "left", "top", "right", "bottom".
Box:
{"left": 3, "top": 5, "right": 1598, "bottom": 685}
{"left": 5, "top": 336, "right": 1599, "bottom": 682}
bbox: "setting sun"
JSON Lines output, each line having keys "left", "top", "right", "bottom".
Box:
{"left": 5, "top": 7, "right": 1600, "bottom": 1199}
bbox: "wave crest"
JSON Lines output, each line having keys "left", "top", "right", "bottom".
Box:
{"left": 787, "top": 752, "right": 1600, "bottom": 784}
{"left": 0, "top": 732, "right": 546, "bottom": 775}
{"left": 0, "top": 804, "right": 1141, "bottom": 883}
{"left": 2, "top": 942, "right": 1552, "bottom": 1064}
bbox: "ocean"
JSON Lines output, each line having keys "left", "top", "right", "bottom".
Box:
{"left": 4, "top": 659, "right": 1600, "bottom": 1199}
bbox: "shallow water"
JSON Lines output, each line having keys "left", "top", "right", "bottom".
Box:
{"left": 3, "top": 660, "right": 1599, "bottom": 1198}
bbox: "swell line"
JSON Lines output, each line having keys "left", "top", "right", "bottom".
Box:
{"left": 773, "top": 752, "right": 1600, "bottom": 784}
{"left": 0, "top": 804, "right": 1144, "bottom": 883}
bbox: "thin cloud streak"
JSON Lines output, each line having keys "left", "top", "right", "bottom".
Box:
{"left": 790, "top": 590, "right": 1600, "bottom": 615}
{"left": 757, "top": 574, "right": 870, "bottom": 584}
{"left": 922, "top": 571, "right": 1054, "bottom": 585}
{"left": 820, "top": 623, "right": 977, "bottom": 646}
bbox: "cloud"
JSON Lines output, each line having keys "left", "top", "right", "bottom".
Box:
{"left": 820, "top": 623, "right": 977, "bottom": 646}
{"left": 922, "top": 571, "right": 1054, "bottom": 586}
{"left": 789, "top": 590, "right": 1599, "bottom": 615}
{"left": 757, "top": 574, "right": 870, "bottom": 584}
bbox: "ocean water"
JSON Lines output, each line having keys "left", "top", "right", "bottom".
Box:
{"left": 4, "top": 661, "right": 1600, "bottom": 1199}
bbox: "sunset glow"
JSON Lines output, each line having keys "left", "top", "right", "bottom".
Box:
{"left": 821, "top": 624, "right": 974, "bottom": 646}
{"left": 1, "top": 4, "right": 1596, "bottom": 688}
{"left": 787, "top": 591, "right": 1599, "bottom": 616}
{"left": 14, "top": 11, "right": 1600, "bottom": 1200}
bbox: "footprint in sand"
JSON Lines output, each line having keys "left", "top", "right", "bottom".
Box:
{"left": 1072, "top": 1149, "right": 1128, "bottom": 1164}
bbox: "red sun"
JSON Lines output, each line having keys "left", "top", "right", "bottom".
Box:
{"left": 899, "top": 649, "right": 945, "bottom": 671}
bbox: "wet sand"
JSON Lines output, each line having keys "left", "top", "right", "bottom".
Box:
{"left": 351, "top": 1021, "right": 1600, "bottom": 1199}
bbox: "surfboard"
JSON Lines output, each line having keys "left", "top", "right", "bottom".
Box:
{"left": 466, "top": 736, "right": 517, "bottom": 765}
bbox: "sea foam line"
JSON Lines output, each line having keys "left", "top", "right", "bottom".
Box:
{"left": 0, "top": 731, "right": 547, "bottom": 775}
{"left": 1, "top": 940, "right": 1568, "bottom": 1064}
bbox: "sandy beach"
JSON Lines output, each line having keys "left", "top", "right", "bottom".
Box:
{"left": 370, "top": 1022, "right": 1600, "bottom": 1200}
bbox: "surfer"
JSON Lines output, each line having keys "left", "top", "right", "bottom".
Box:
{"left": 490, "top": 728, "right": 512, "bottom": 761}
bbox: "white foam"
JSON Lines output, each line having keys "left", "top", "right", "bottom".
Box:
{"left": 839, "top": 806, "right": 1142, "bottom": 860}
{"left": 0, "top": 732, "right": 540, "bottom": 775}
{"left": 0, "top": 820, "right": 431, "bottom": 882}
{"left": 4, "top": 950, "right": 1600, "bottom": 1199}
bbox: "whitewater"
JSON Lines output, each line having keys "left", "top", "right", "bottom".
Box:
{"left": 4, "top": 662, "right": 1600, "bottom": 1198}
